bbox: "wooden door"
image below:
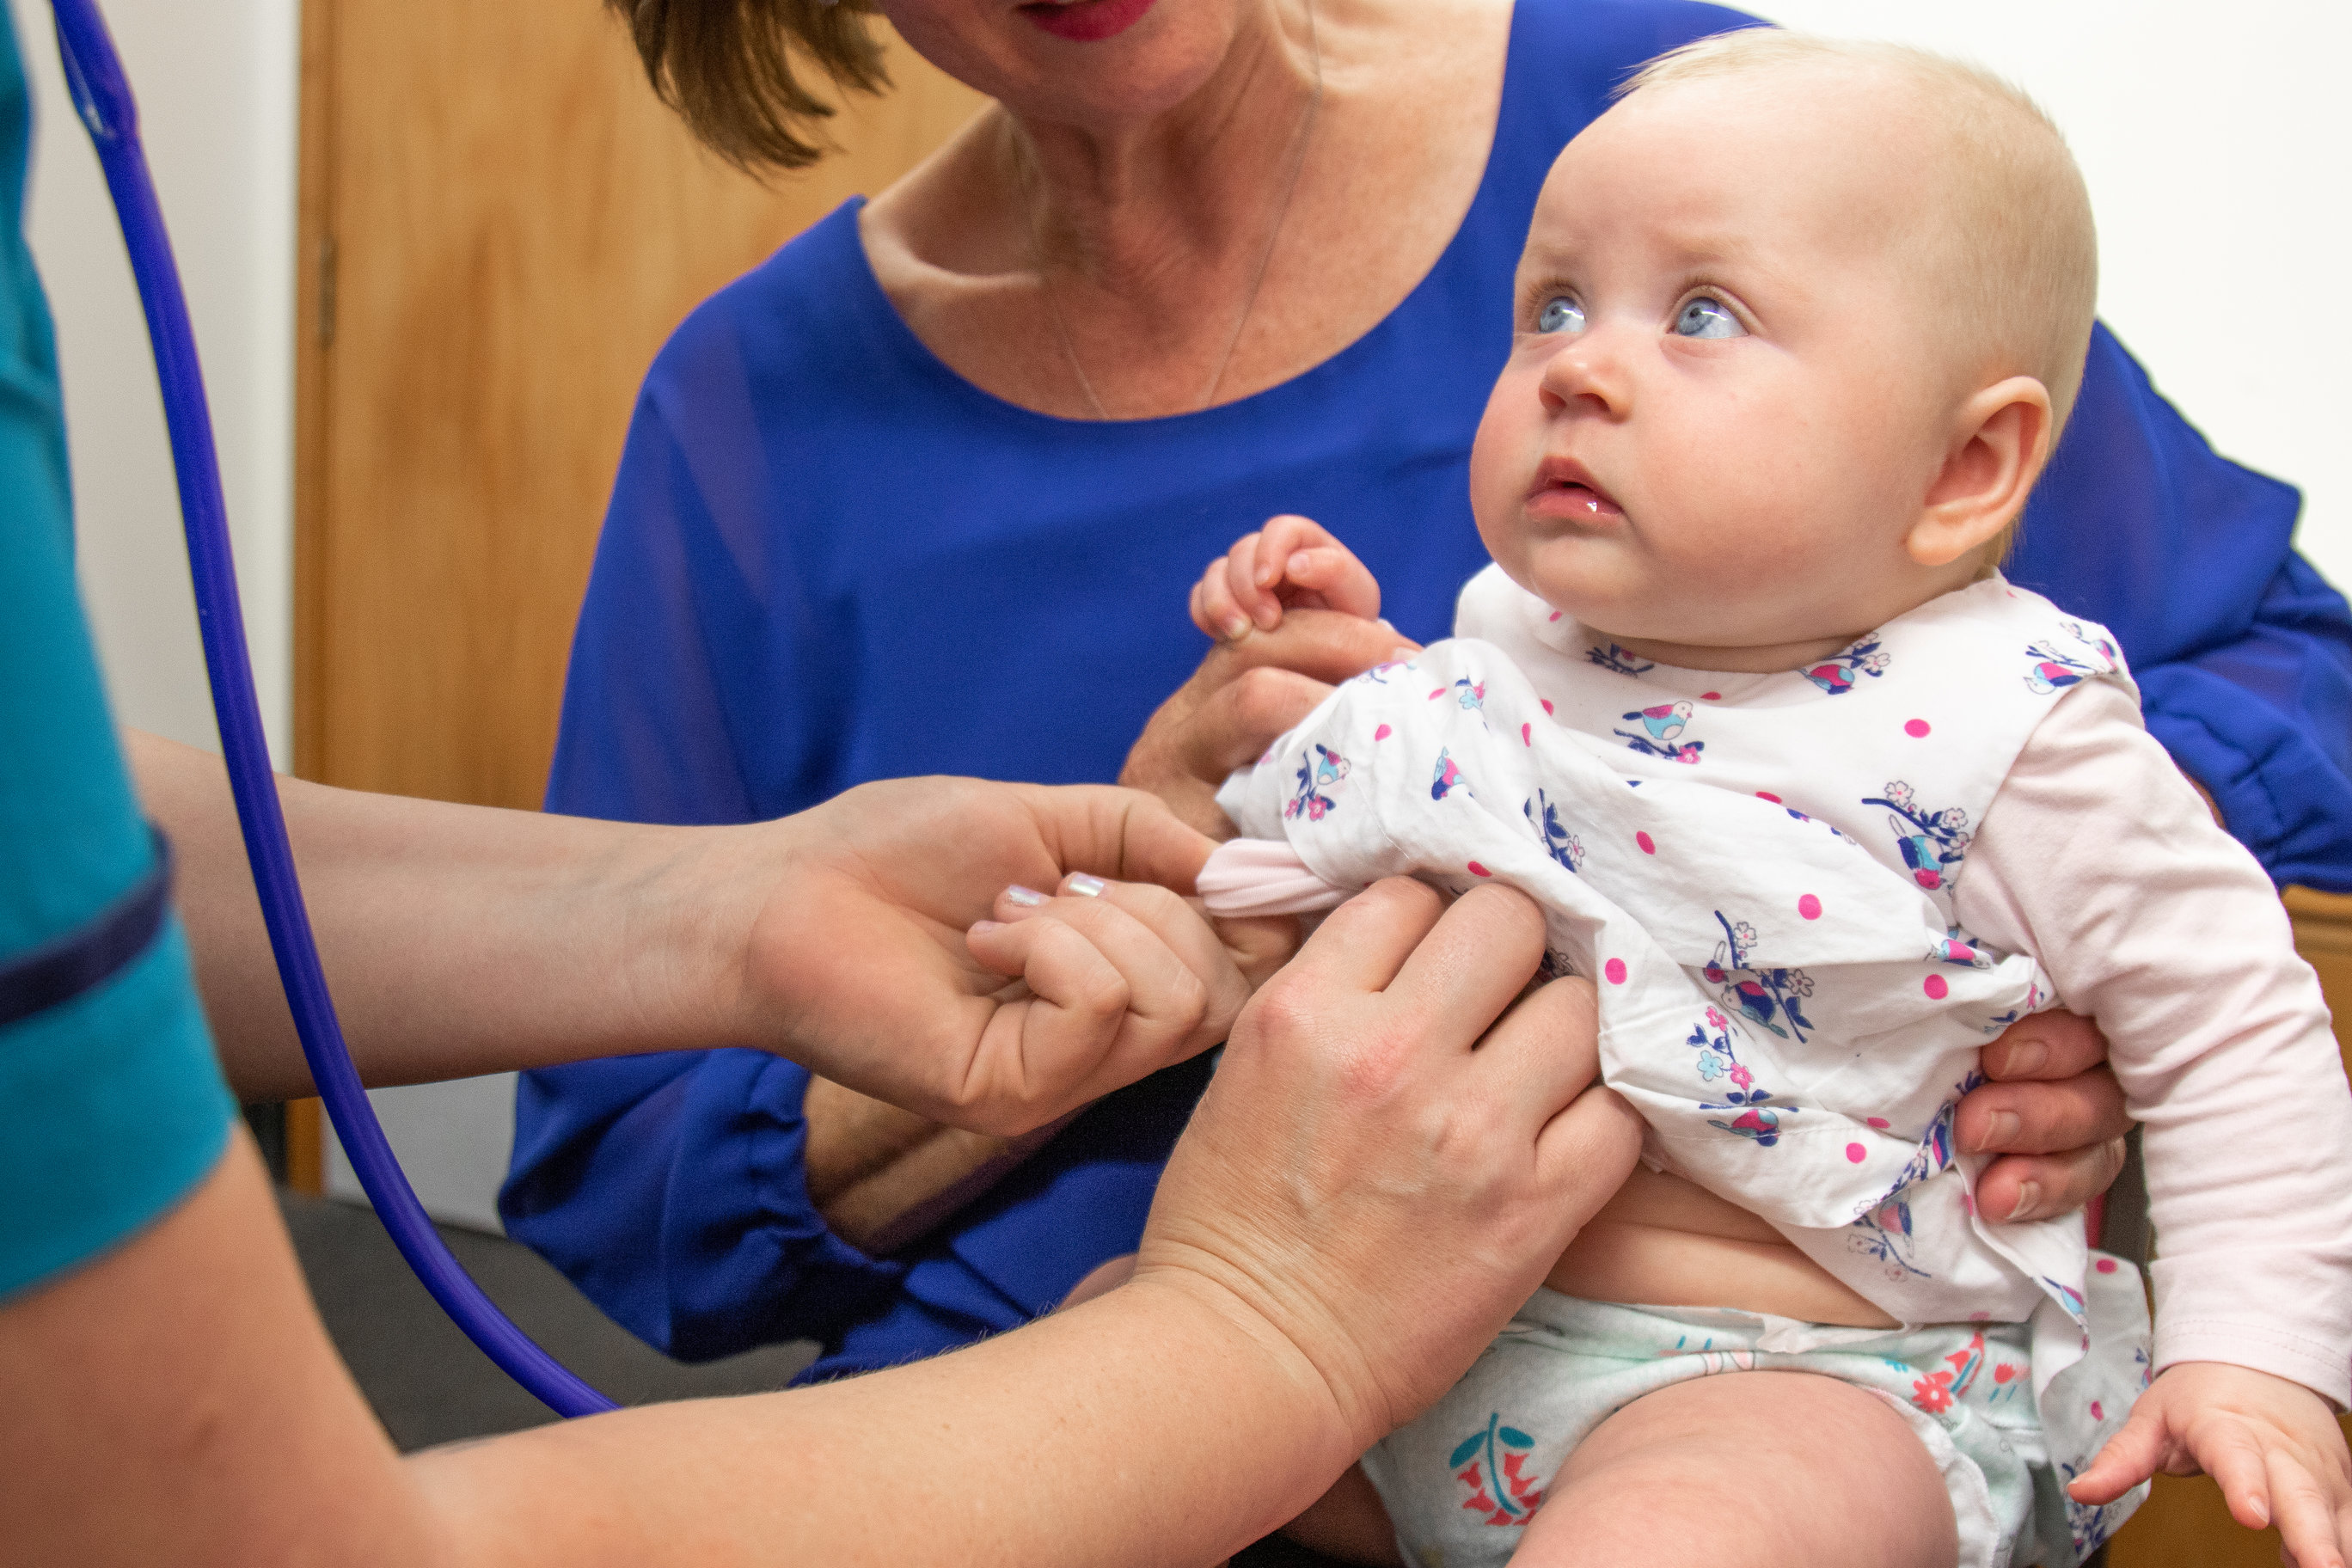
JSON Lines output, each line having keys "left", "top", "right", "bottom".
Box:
{"left": 293, "top": 1, "right": 983, "bottom": 808}
{"left": 287, "top": 1, "right": 983, "bottom": 1186}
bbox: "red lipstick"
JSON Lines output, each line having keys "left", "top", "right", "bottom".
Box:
{"left": 1018, "top": 0, "right": 1159, "bottom": 42}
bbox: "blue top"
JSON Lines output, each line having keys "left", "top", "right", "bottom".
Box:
{"left": 0, "top": 11, "right": 234, "bottom": 1302}
{"left": 505, "top": 0, "right": 2352, "bottom": 1372}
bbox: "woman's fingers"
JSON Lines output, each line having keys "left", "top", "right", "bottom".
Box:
{"left": 1283, "top": 877, "right": 1449, "bottom": 995}
{"left": 1958, "top": 1061, "right": 2127, "bottom": 1156}
{"left": 1982, "top": 1008, "right": 2109, "bottom": 1081}
{"left": 1961, "top": 1033, "right": 2129, "bottom": 1222}
{"left": 1974, "top": 1136, "right": 2128, "bottom": 1225}
{"left": 1118, "top": 609, "right": 1422, "bottom": 834}
{"left": 1383, "top": 883, "right": 1547, "bottom": 1048}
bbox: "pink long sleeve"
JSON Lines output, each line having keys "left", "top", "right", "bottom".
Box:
{"left": 1956, "top": 679, "right": 2352, "bottom": 1406}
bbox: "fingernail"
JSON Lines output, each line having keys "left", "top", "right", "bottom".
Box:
{"left": 1003, "top": 885, "right": 1047, "bottom": 908}
{"left": 1065, "top": 873, "right": 1106, "bottom": 897}
{"left": 1391, "top": 646, "right": 1417, "bottom": 662}
{"left": 1253, "top": 603, "right": 1283, "bottom": 630}
{"left": 1257, "top": 562, "right": 1277, "bottom": 587}
{"left": 1222, "top": 617, "right": 1252, "bottom": 641}
{"left": 1378, "top": 618, "right": 1396, "bottom": 633}
{"left": 2006, "top": 1179, "right": 2043, "bottom": 1222}
{"left": 2001, "top": 1038, "right": 2048, "bottom": 1076}
{"left": 1981, "top": 1110, "right": 2019, "bottom": 1150}
{"left": 969, "top": 919, "right": 1004, "bottom": 935}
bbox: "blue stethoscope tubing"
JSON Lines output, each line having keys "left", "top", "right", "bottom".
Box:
{"left": 50, "top": 0, "right": 617, "bottom": 1418}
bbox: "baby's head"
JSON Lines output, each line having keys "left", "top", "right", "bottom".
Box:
{"left": 1469, "top": 30, "right": 2096, "bottom": 670}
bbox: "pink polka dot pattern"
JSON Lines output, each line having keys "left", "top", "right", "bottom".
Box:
{"left": 1428, "top": 688, "right": 1445, "bottom": 700}
{"left": 1636, "top": 831, "right": 1656, "bottom": 854}
{"left": 1604, "top": 958, "right": 1627, "bottom": 984}
{"left": 1756, "top": 791, "right": 1782, "bottom": 803}
{"left": 1467, "top": 861, "right": 1491, "bottom": 878}
{"left": 1904, "top": 719, "right": 1931, "bottom": 738}
{"left": 1701, "top": 690, "right": 1721, "bottom": 701}
{"left": 1923, "top": 974, "right": 1949, "bottom": 1000}
{"left": 1373, "top": 723, "right": 1392, "bottom": 741}
{"left": 2090, "top": 1401, "right": 2104, "bottom": 1420}
{"left": 1540, "top": 699, "right": 1555, "bottom": 715}
{"left": 1866, "top": 1117, "right": 1890, "bottom": 1130}
{"left": 1798, "top": 894, "right": 1822, "bottom": 920}
{"left": 1549, "top": 610, "right": 1562, "bottom": 622}
{"left": 2095, "top": 1258, "right": 2118, "bottom": 1274}
{"left": 1845, "top": 1143, "right": 1865, "bottom": 1163}
{"left": 1522, "top": 723, "right": 1533, "bottom": 745}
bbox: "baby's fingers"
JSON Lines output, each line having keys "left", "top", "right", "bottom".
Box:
{"left": 1223, "top": 532, "right": 1287, "bottom": 634}
{"left": 2067, "top": 1406, "right": 2170, "bottom": 1505}
{"left": 1196, "top": 550, "right": 1254, "bottom": 641}
{"left": 2269, "top": 1448, "right": 2352, "bottom": 1568}
{"left": 2198, "top": 1419, "right": 2284, "bottom": 1533}
{"left": 1283, "top": 546, "right": 1382, "bottom": 621}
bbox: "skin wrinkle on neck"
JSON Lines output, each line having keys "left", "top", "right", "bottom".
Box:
{"left": 862, "top": 0, "right": 1510, "bottom": 419}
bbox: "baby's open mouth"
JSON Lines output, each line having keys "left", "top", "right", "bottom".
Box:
{"left": 1528, "top": 456, "right": 1625, "bottom": 524}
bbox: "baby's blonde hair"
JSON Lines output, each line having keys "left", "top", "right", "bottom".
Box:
{"left": 1620, "top": 30, "right": 2098, "bottom": 562}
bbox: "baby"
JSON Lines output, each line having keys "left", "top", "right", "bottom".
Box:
{"left": 1186, "top": 31, "right": 2352, "bottom": 1568}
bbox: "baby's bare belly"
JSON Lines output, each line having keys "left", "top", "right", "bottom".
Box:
{"left": 1546, "top": 1165, "right": 1899, "bottom": 1329}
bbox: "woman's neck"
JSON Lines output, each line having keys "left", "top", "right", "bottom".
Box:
{"left": 1006, "top": 3, "right": 1320, "bottom": 297}
{"left": 860, "top": 0, "right": 1510, "bottom": 420}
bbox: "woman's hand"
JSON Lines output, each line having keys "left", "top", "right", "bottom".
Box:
{"left": 1135, "top": 878, "right": 1645, "bottom": 1450}
{"left": 1959, "top": 1010, "right": 2132, "bottom": 1222}
{"left": 1123, "top": 608, "right": 1417, "bottom": 837}
{"left": 726, "top": 778, "right": 1290, "bottom": 1138}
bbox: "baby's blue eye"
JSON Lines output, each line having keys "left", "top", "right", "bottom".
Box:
{"left": 1535, "top": 296, "right": 1585, "bottom": 334}
{"left": 1674, "top": 297, "right": 1743, "bottom": 339}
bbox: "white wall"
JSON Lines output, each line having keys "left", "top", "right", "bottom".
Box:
{"left": 1753, "top": 0, "right": 2352, "bottom": 587}
{"left": 12, "top": 0, "right": 297, "bottom": 759}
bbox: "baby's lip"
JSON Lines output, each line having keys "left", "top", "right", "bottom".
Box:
{"left": 1527, "top": 454, "right": 1625, "bottom": 524}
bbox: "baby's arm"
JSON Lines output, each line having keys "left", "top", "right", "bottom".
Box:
{"left": 1957, "top": 680, "right": 2352, "bottom": 1564}
{"left": 1190, "top": 515, "right": 1385, "bottom": 641}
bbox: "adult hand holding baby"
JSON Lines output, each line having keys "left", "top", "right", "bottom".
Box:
{"left": 1136, "top": 876, "right": 1643, "bottom": 1467}
{"left": 734, "top": 776, "right": 1281, "bottom": 1138}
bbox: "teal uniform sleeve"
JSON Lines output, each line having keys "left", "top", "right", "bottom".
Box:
{"left": 0, "top": 9, "right": 235, "bottom": 1302}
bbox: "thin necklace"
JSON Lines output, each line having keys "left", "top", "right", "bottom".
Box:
{"left": 1026, "top": 0, "right": 1324, "bottom": 420}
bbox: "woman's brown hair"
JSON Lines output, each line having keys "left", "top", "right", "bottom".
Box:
{"left": 610, "top": 0, "right": 892, "bottom": 172}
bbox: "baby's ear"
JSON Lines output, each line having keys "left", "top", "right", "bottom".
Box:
{"left": 1907, "top": 377, "right": 2054, "bottom": 569}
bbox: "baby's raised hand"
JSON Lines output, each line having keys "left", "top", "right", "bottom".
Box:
{"left": 2069, "top": 1363, "right": 2352, "bottom": 1566}
{"left": 1190, "top": 514, "right": 1382, "bottom": 641}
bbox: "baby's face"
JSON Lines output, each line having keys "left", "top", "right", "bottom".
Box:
{"left": 1469, "top": 75, "right": 1975, "bottom": 665}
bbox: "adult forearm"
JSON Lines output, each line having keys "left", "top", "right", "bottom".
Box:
{"left": 414, "top": 1278, "right": 1352, "bottom": 1568}
{"left": 126, "top": 730, "right": 750, "bottom": 1102}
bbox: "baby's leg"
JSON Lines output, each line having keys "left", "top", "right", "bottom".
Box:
{"left": 1510, "top": 1371, "right": 1957, "bottom": 1568}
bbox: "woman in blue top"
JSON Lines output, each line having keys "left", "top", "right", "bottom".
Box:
{"left": 1, "top": 6, "right": 1708, "bottom": 1555}
{"left": 505, "top": 0, "right": 2293, "bottom": 1380}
